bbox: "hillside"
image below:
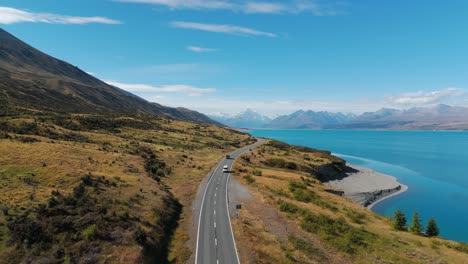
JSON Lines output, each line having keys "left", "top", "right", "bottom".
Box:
{"left": 231, "top": 140, "right": 468, "bottom": 263}
{"left": 0, "top": 28, "right": 219, "bottom": 125}
{"left": 0, "top": 111, "right": 255, "bottom": 263}
{"left": 209, "top": 109, "right": 272, "bottom": 128}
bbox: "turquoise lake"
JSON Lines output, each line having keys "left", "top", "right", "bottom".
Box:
{"left": 249, "top": 130, "right": 468, "bottom": 242}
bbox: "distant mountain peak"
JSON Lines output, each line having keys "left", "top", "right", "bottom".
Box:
{"left": 208, "top": 109, "right": 272, "bottom": 128}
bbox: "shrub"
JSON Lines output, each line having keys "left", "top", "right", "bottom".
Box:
{"left": 252, "top": 169, "right": 262, "bottom": 176}
{"left": 300, "top": 212, "right": 374, "bottom": 254}
{"left": 243, "top": 175, "right": 255, "bottom": 184}
{"left": 81, "top": 224, "right": 97, "bottom": 241}
{"left": 278, "top": 201, "right": 301, "bottom": 215}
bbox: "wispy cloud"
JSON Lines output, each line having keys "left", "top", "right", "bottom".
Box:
{"left": 114, "top": 0, "right": 341, "bottom": 15}
{"left": 386, "top": 88, "right": 466, "bottom": 106}
{"left": 243, "top": 2, "right": 334, "bottom": 15}
{"left": 171, "top": 21, "right": 276, "bottom": 37}
{"left": 187, "top": 46, "right": 217, "bottom": 52}
{"left": 105, "top": 80, "right": 216, "bottom": 96}
{"left": 114, "top": 0, "right": 234, "bottom": 10}
{"left": 0, "top": 6, "right": 121, "bottom": 25}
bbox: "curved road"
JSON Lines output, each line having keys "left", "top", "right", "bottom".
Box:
{"left": 195, "top": 139, "right": 265, "bottom": 264}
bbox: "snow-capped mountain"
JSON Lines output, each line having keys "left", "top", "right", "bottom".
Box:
{"left": 208, "top": 109, "right": 272, "bottom": 128}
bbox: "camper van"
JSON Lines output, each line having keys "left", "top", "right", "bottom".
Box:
{"left": 223, "top": 165, "right": 229, "bottom": 173}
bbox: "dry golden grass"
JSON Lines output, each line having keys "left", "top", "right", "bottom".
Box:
{"left": 231, "top": 141, "right": 468, "bottom": 264}
{"left": 0, "top": 115, "right": 254, "bottom": 263}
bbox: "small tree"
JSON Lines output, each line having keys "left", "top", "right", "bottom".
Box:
{"left": 393, "top": 209, "right": 407, "bottom": 231}
{"left": 410, "top": 211, "right": 423, "bottom": 234}
{"left": 426, "top": 217, "right": 439, "bottom": 237}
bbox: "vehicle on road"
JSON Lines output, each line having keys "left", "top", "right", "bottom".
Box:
{"left": 223, "top": 165, "right": 229, "bottom": 173}
{"left": 226, "top": 154, "right": 231, "bottom": 159}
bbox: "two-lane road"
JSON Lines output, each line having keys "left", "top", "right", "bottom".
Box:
{"left": 195, "top": 139, "right": 264, "bottom": 264}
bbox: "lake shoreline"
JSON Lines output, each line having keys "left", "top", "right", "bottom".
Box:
{"left": 324, "top": 164, "right": 408, "bottom": 210}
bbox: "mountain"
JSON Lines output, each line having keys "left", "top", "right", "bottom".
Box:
{"left": 0, "top": 28, "right": 219, "bottom": 125}
{"left": 330, "top": 104, "right": 468, "bottom": 130}
{"left": 266, "top": 110, "right": 356, "bottom": 129}
{"left": 209, "top": 109, "right": 272, "bottom": 128}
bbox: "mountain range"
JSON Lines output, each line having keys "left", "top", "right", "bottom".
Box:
{"left": 267, "top": 110, "right": 356, "bottom": 129}
{"left": 0, "top": 28, "right": 219, "bottom": 125}
{"left": 208, "top": 109, "right": 272, "bottom": 128}
{"left": 214, "top": 106, "right": 468, "bottom": 130}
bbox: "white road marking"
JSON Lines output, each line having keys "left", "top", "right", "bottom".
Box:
{"left": 195, "top": 160, "right": 223, "bottom": 264}
{"left": 214, "top": 210, "right": 216, "bottom": 215}
{"left": 214, "top": 200, "right": 216, "bottom": 205}
{"left": 214, "top": 222, "right": 216, "bottom": 228}
{"left": 215, "top": 192, "right": 217, "bottom": 197}
{"left": 226, "top": 171, "right": 241, "bottom": 264}
{"left": 215, "top": 238, "right": 218, "bottom": 246}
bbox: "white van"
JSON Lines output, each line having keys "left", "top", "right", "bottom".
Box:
{"left": 223, "top": 165, "right": 229, "bottom": 173}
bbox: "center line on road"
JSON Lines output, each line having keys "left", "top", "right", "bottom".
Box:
{"left": 214, "top": 210, "right": 216, "bottom": 215}
{"left": 214, "top": 222, "right": 216, "bottom": 228}
{"left": 215, "top": 238, "right": 217, "bottom": 246}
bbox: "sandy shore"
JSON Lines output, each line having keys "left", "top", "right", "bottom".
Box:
{"left": 324, "top": 164, "right": 408, "bottom": 209}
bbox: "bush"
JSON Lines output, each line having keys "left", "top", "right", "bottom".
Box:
{"left": 252, "top": 169, "right": 262, "bottom": 176}
{"left": 81, "top": 224, "right": 97, "bottom": 241}
{"left": 278, "top": 201, "right": 302, "bottom": 215}
{"left": 266, "top": 158, "right": 286, "bottom": 168}
{"left": 300, "top": 212, "right": 374, "bottom": 254}
{"left": 243, "top": 175, "right": 255, "bottom": 184}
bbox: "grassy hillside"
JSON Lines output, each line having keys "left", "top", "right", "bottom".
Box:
{"left": 0, "top": 28, "right": 220, "bottom": 125}
{"left": 0, "top": 111, "right": 255, "bottom": 263}
{"left": 232, "top": 140, "right": 468, "bottom": 263}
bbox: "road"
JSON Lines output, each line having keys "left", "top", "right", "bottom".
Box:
{"left": 195, "top": 139, "right": 265, "bottom": 264}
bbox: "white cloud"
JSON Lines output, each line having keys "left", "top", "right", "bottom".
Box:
{"left": 114, "top": 0, "right": 340, "bottom": 15}
{"left": 114, "top": 0, "right": 234, "bottom": 9}
{"left": 243, "top": 2, "right": 287, "bottom": 14}
{"left": 105, "top": 80, "right": 216, "bottom": 96}
{"left": 187, "top": 46, "right": 217, "bottom": 52}
{"left": 386, "top": 88, "right": 466, "bottom": 106}
{"left": 170, "top": 21, "right": 276, "bottom": 37}
{"left": 0, "top": 6, "right": 121, "bottom": 25}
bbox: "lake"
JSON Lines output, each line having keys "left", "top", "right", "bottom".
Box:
{"left": 249, "top": 129, "right": 468, "bottom": 242}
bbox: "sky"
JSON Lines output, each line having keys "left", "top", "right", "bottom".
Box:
{"left": 1, "top": 0, "right": 468, "bottom": 117}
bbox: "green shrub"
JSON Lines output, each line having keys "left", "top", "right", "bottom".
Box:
{"left": 81, "top": 224, "right": 97, "bottom": 241}
{"left": 278, "top": 201, "right": 301, "bottom": 215}
{"left": 300, "top": 212, "right": 375, "bottom": 254}
{"left": 243, "top": 175, "right": 255, "bottom": 184}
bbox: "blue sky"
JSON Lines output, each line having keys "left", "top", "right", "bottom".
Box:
{"left": 1, "top": 0, "right": 467, "bottom": 116}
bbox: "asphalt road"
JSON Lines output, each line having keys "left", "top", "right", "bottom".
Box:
{"left": 195, "top": 139, "right": 265, "bottom": 264}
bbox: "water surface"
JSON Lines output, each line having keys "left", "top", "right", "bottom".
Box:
{"left": 249, "top": 129, "right": 468, "bottom": 242}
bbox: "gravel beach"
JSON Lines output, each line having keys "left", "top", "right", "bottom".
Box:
{"left": 324, "top": 164, "right": 408, "bottom": 209}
